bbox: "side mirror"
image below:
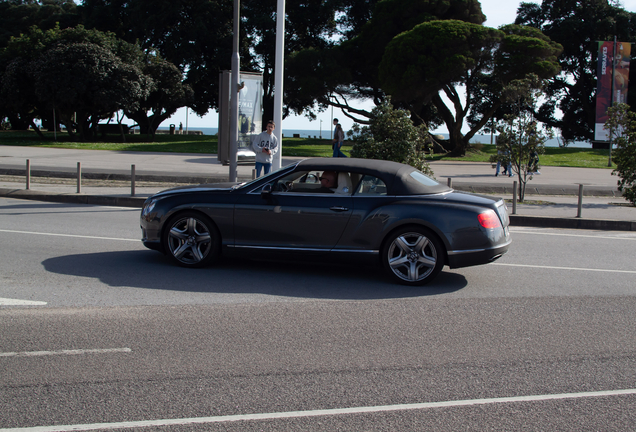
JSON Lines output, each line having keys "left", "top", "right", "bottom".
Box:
{"left": 261, "top": 184, "right": 272, "bottom": 199}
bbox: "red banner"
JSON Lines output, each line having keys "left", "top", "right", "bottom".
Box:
{"left": 595, "top": 41, "right": 631, "bottom": 141}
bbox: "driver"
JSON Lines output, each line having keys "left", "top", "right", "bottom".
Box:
{"left": 316, "top": 171, "right": 337, "bottom": 193}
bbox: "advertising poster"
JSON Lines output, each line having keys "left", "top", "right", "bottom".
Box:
{"left": 595, "top": 41, "right": 631, "bottom": 141}
{"left": 238, "top": 74, "right": 263, "bottom": 149}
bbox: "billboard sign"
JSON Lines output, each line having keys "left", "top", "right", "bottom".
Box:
{"left": 595, "top": 41, "right": 631, "bottom": 141}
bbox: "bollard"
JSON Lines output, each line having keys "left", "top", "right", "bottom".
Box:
{"left": 577, "top": 184, "right": 584, "bottom": 218}
{"left": 131, "top": 165, "right": 136, "bottom": 197}
{"left": 77, "top": 162, "right": 81, "bottom": 194}
{"left": 512, "top": 181, "right": 517, "bottom": 215}
{"left": 252, "top": 169, "right": 257, "bottom": 180}
{"left": 447, "top": 178, "right": 452, "bottom": 188}
{"left": 26, "top": 159, "right": 31, "bottom": 190}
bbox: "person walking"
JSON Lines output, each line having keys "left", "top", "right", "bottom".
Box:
{"left": 332, "top": 119, "right": 347, "bottom": 158}
{"left": 252, "top": 120, "right": 279, "bottom": 177}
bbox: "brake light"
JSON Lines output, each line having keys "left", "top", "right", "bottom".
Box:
{"left": 478, "top": 211, "right": 501, "bottom": 229}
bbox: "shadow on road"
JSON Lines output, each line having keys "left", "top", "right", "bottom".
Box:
{"left": 42, "top": 250, "right": 467, "bottom": 300}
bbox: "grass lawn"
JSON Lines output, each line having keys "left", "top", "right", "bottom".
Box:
{"left": 0, "top": 130, "right": 616, "bottom": 169}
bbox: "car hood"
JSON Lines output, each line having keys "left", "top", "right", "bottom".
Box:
{"left": 151, "top": 182, "right": 241, "bottom": 198}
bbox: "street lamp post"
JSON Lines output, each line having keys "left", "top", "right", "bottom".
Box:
{"left": 229, "top": 0, "right": 240, "bottom": 182}
{"left": 272, "top": 0, "right": 285, "bottom": 170}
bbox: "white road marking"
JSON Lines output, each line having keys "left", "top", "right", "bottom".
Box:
{"left": 493, "top": 262, "right": 636, "bottom": 274}
{"left": 0, "top": 298, "right": 47, "bottom": 306}
{"left": 0, "top": 348, "right": 132, "bottom": 358}
{"left": 2, "top": 388, "right": 635, "bottom": 431}
{"left": 509, "top": 227, "right": 636, "bottom": 240}
{"left": 0, "top": 229, "right": 138, "bottom": 242}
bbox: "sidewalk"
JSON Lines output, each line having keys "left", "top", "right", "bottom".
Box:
{"left": 1, "top": 146, "right": 634, "bottom": 231}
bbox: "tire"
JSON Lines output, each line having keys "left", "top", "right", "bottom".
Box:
{"left": 382, "top": 226, "right": 445, "bottom": 286}
{"left": 162, "top": 211, "right": 220, "bottom": 268}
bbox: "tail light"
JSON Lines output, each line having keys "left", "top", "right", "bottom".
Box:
{"left": 478, "top": 210, "right": 502, "bottom": 229}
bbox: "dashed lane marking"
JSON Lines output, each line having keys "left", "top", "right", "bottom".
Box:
{"left": 0, "top": 229, "right": 138, "bottom": 242}
{"left": 0, "top": 298, "right": 47, "bottom": 306}
{"left": 0, "top": 348, "right": 132, "bottom": 358}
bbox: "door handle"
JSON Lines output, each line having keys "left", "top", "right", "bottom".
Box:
{"left": 330, "top": 206, "right": 349, "bottom": 212}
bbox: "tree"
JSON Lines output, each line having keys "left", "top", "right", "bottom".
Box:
{"left": 490, "top": 76, "right": 551, "bottom": 202}
{"left": 124, "top": 57, "right": 193, "bottom": 139}
{"left": 379, "top": 21, "right": 562, "bottom": 155}
{"left": 0, "top": 0, "right": 79, "bottom": 49}
{"left": 1, "top": 25, "right": 152, "bottom": 140}
{"left": 285, "top": 0, "right": 486, "bottom": 124}
{"left": 33, "top": 41, "right": 149, "bottom": 140}
{"left": 605, "top": 103, "right": 636, "bottom": 205}
{"left": 349, "top": 99, "right": 433, "bottom": 176}
{"left": 79, "top": 0, "right": 238, "bottom": 116}
{"left": 515, "top": 0, "right": 636, "bottom": 142}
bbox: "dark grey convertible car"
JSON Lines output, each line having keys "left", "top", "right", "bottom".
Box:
{"left": 140, "top": 158, "right": 511, "bottom": 285}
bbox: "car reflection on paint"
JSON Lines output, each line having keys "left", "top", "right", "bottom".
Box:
{"left": 140, "top": 158, "right": 511, "bottom": 286}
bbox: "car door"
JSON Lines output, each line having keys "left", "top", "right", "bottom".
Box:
{"left": 233, "top": 175, "right": 353, "bottom": 250}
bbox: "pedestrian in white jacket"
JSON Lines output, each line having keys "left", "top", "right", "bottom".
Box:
{"left": 252, "top": 120, "right": 279, "bottom": 177}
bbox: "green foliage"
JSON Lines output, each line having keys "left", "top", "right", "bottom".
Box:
{"left": 605, "top": 103, "right": 636, "bottom": 206}
{"left": 380, "top": 20, "right": 503, "bottom": 101}
{"left": 349, "top": 100, "right": 433, "bottom": 175}
{"left": 124, "top": 57, "right": 194, "bottom": 137}
{"left": 515, "top": 0, "right": 636, "bottom": 142}
{"left": 0, "top": 24, "right": 191, "bottom": 140}
{"left": 379, "top": 20, "right": 561, "bottom": 155}
{"left": 285, "top": 0, "right": 486, "bottom": 122}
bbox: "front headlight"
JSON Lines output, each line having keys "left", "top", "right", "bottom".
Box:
{"left": 141, "top": 199, "right": 157, "bottom": 217}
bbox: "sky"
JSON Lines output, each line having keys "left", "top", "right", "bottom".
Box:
{"left": 162, "top": 0, "right": 636, "bottom": 132}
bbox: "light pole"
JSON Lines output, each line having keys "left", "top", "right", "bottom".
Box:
{"left": 320, "top": 119, "right": 322, "bottom": 139}
{"left": 229, "top": 0, "right": 240, "bottom": 181}
{"left": 272, "top": 0, "right": 285, "bottom": 170}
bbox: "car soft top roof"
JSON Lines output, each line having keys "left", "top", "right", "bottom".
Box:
{"left": 294, "top": 158, "right": 452, "bottom": 195}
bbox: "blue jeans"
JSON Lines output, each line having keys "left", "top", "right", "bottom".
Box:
{"left": 255, "top": 162, "right": 271, "bottom": 177}
{"left": 332, "top": 142, "right": 347, "bottom": 158}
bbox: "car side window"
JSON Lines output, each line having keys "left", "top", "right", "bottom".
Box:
{"left": 355, "top": 175, "right": 387, "bottom": 196}
{"left": 272, "top": 171, "right": 323, "bottom": 193}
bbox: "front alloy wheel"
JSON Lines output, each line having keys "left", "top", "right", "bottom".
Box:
{"left": 383, "top": 227, "right": 444, "bottom": 286}
{"left": 163, "top": 212, "right": 219, "bottom": 267}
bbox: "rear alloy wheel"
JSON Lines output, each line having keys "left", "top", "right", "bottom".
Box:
{"left": 382, "top": 227, "right": 444, "bottom": 286}
{"left": 163, "top": 212, "right": 219, "bottom": 268}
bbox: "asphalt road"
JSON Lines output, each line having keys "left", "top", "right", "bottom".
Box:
{"left": 1, "top": 197, "right": 636, "bottom": 431}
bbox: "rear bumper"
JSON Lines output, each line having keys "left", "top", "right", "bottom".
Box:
{"left": 446, "top": 240, "right": 511, "bottom": 269}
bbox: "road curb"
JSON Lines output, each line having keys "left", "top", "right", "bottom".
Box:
{"left": 0, "top": 168, "right": 253, "bottom": 184}
{"left": 451, "top": 183, "right": 622, "bottom": 197}
{"left": 508, "top": 214, "right": 635, "bottom": 231}
{"left": 2, "top": 187, "right": 634, "bottom": 231}
{"left": 0, "top": 188, "right": 145, "bottom": 208}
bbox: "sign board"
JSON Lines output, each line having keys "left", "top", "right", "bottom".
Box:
{"left": 218, "top": 71, "right": 263, "bottom": 164}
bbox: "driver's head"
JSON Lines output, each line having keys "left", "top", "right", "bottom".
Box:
{"left": 320, "top": 171, "right": 337, "bottom": 188}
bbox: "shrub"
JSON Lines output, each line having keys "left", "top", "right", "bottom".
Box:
{"left": 605, "top": 103, "right": 636, "bottom": 206}
{"left": 349, "top": 100, "right": 433, "bottom": 176}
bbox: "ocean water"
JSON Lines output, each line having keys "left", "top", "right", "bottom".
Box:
{"left": 156, "top": 127, "right": 591, "bottom": 148}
